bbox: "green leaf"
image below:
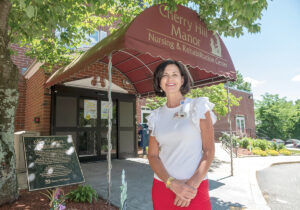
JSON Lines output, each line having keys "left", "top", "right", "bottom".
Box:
{"left": 24, "top": 5, "right": 35, "bottom": 19}
{"left": 19, "top": 0, "right": 26, "bottom": 9}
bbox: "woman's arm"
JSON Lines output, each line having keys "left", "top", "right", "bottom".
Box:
{"left": 186, "top": 111, "right": 215, "bottom": 188}
{"left": 147, "top": 135, "right": 169, "bottom": 182}
{"left": 148, "top": 134, "right": 197, "bottom": 201}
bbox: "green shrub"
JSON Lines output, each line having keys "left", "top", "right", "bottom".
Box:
{"left": 266, "top": 149, "right": 279, "bottom": 156}
{"left": 252, "top": 149, "right": 261, "bottom": 155}
{"left": 252, "top": 149, "right": 267, "bottom": 156}
{"left": 252, "top": 139, "right": 268, "bottom": 151}
{"left": 67, "top": 185, "right": 98, "bottom": 203}
{"left": 219, "top": 132, "right": 238, "bottom": 147}
{"left": 269, "top": 142, "right": 278, "bottom": 151}
{"left": 240, "top": 138, "right": 250, "bottom": 149}
{"left": 278, "top": 144, "right": 285, "bottom": 150}
{"left": 279, "top": 149, "right": 291, "bottom": 156}
{"left": 260, "top": 150, "right": 268, "bottom": 156}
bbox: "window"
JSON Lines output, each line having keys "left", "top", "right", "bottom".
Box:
{"left": 82, "top": 30, "right": 107, "bottom": 48}
{"left": 236, "top": 116, "right": 246, "bottom": 134}
{"left": 141, "top": 106, "right": 152, "bottom": 124}
{"left": 56, "top": 29, "right": 108, "bottom": 50}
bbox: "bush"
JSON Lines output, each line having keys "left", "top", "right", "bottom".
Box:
{"left": 278, "top": 144, "right": 285, "bottom": 150}
{"left": 252, "top": 149, "right": 261, "bottom": 155}
{"left": 261, "top": 140, "right": 269, "bottom": 151}
{"left": 219, "top": 132, "right": 238, "bottom": 147}
{"left": 252, "top": 139, "right": 268, "bottom": 151}
{"left": 266, "top": 149, "right": 279, "bottom": 156}
{"left": 269, "top": 142, "right": 278, "bottom": 151}
{"left": 279, "top": 149, "right": 291, "bottom": 156}
{"left": 260, "top": 150, "right": 268, "bottom": 156}
{"left": 67, "top": 185, "right": 98, "bottom": 203}
{"left": 240, "top": 138, "right": 249, "bottom": 149}
{"left": 252, "top": 149, "right": 267, "bottom": 156}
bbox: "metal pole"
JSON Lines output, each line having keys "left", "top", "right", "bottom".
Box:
{"left": 107, "top": 53, "right": 113, "bottom": 204}
{"left": 226, "top": 82, "right": 233, "bottom": 176}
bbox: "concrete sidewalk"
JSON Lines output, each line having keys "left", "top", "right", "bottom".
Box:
{"left": 81, "top": 143, "right": 300, "bottom": 210}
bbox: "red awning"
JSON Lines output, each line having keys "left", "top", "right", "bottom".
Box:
{"left": 46, "top": 4, "right": 236, "bottom": 96}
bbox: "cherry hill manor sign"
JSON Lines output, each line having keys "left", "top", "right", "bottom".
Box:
{"left": 46, "top": 4, "right": 236, "bottom": 94}
{"left": 148, "top": 5, "right": 227, "bottom": 67}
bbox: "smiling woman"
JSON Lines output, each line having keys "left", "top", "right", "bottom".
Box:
{"left": 153, "top": 60, "right": 190, "bottom": 97}
{"left": 147, "top": 60, "right": 216, "bottom": 209}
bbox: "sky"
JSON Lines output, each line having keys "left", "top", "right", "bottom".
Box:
{"left": 222, "top": 0, "right": 300, "bottom": 103}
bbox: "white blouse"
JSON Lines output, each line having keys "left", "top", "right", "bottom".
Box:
{"left": 146, "top": 97, "right": 216, "bottom": 181}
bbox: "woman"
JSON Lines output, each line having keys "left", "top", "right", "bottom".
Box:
{"left": 147, "top": 60, "right": 216, "bottom": 209}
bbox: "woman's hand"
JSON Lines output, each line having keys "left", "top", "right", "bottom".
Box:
{"left": 186, "top": 178, "right": 200, "bottom": 189}
{"left": 174, "top": 195, "right": 191, "bottom": 207}
{"left": 170, "top": 179, "right": 197, "bottom": 200}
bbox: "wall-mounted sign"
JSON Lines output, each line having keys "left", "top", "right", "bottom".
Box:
{"left": 23, "top": 135, "right": 84, "bottom": 191}
{"left": 84, "top": 99, "right": 97, "bottom": 119}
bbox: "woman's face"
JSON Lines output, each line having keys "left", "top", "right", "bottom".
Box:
{"left": 160, "top": 64, "right": 184, "bottom": 95}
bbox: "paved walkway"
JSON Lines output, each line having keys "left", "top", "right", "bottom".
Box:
{"left": 81, "top": 143, "right": 300, "bottom": 210}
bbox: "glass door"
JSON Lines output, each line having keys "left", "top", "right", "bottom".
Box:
{"left": 78, "top": 98, "right": 98, "bottom": 157}
{"left": 100, "top": 100, "right": 117, "bottom": 158}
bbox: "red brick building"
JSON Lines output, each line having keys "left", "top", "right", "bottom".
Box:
{"left": 213, "top": 88, "right": 256, "bottom": 140}
{"left": 11, "top": 5, "right": 256, "bottom": 161}
{"left": 11, "top": 43, "right": 256, "bottom": 161}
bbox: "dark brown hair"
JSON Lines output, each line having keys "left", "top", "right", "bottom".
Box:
{"left": 153, "top": 60, "right": 191, "bottom": 97}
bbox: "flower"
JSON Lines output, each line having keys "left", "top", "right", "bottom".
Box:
{"left": 55, "top": 188, "right": 61, "bottom": 199}
{"left": 59, "top": 204, "right": 66, "bottom": 210}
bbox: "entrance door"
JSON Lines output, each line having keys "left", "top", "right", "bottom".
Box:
{"left": 78, "top": 98, "right": 99, "bottom": 157}
{"left": 100, "top": 100, "right": 117, "bottom": 158}
{"left": 118, "top": 100, "right": 136, "bottom": 158}
{"left": 52, "top": 85, "right": 136, "bottom": 161}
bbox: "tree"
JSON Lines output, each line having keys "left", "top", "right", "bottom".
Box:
{"left": 255, "top": 93, "right": 297, "bottom": 140}
{"left": 146, "top": 83, "right": 241, "bottom": 118}
{"left": 291, "top": 100, "right": 300, "bottom": 139}
{"left": 0, "top": 0, "right": 268, "bottom": 205}
{"left": 227, "top": 70, "right": 252, "bottom": 92}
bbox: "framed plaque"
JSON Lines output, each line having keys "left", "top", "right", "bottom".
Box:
{"left": 23, "top": 135, "right": 84, "bottom": 191}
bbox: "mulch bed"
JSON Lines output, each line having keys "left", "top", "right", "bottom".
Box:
{"left": 237, "top": 148, "right": 253, "bottom": 157}
{"left": 0, "top": 185, "right": 118, "bottom": 210}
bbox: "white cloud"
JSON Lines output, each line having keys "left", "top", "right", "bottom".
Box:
{"left": 244, "top": 77, "right": 266, "bottom": 88}
{"left": 291, "top": 74, "right": 300, "bottom": 82}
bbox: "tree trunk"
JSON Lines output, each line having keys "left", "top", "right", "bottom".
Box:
{"left": 0, "top": 0, "right": 19, "bottom": 205}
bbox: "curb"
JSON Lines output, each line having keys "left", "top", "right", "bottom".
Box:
{"left": 271, "top": 161, "right": 300, "bottom": 166}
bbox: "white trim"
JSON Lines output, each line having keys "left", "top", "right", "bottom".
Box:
{"left": 24, "top": 60, "right": 44, "bottom": 79}
{"left": 141, "top": 106, "right": 152, "bottom": 124}
{"left": 236, "top": 115, "right": 246, "bottom": 134}
{"left": 63, "top": 77, "right": 128, "bottom": 93}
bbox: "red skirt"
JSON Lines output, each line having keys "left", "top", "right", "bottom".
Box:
{"left": 152, "top": 178, "right": 211, "bottom": 210}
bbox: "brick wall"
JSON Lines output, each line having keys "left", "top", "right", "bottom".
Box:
{"left": 24, "top": 69, "right": 51, "bottom": 135}
{"left": 10, "top": 44, "right": 34, "bottom": 131}
{"left": 214, "top": 88, "right": 256, "bottom": 140}
{"left": 61, "top": 61, "right": 136, "bottom": 94}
